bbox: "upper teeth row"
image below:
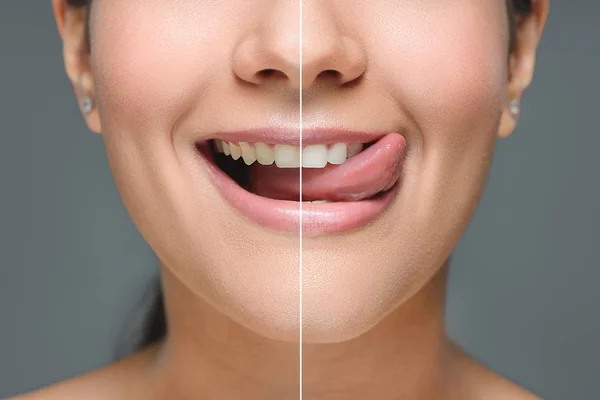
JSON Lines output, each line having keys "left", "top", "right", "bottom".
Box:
{"left": 213, "top": 140, "right": 364, "bottom": 168}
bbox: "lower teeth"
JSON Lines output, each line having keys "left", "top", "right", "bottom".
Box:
{"left": 307, "top": 200, "right": 330, "bottom": 204}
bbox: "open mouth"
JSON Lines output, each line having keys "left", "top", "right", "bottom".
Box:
{"left": 208, "top": 140, "right": 377, "bottom": 202}
{"left": 195, "top": 132, "right": 407, "bottom": 235}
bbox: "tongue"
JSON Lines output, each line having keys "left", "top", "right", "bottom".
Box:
{"left": 248, "top": 133, "right": 406, "bottom": 202}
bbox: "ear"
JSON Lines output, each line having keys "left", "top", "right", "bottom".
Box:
{"left": 53, "top": 0, "right": 101, "bottom": 134}
{"left": 498, "top": 0, "right": 549, "bottom": 139}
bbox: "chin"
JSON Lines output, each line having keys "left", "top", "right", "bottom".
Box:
{"left": 231, "top": 295, "right": 396, "bottom": 344}
{"left": 228, "top": 308, "right": 381, "bottom": 344}
{"left": 217, "top": 262, "right": 427, "bottom": 345}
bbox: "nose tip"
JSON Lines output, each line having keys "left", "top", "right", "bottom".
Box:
{"left": 232, "top": 9, "right": 366, "bottom": 92}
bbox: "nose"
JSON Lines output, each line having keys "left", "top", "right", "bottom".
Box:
{"left": 232, "top": 2, "right": 366, "bottom": 91}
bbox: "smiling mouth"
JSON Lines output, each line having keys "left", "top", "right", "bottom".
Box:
{"left": 211, "top": 139, "right": 376, "bottom": 202}
{"left": 194, "top": 130, "right": 407, "bottom": 235}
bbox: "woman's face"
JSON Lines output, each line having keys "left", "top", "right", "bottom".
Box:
{"left": 75, "top": 0, "right": 531, "bottom": 342}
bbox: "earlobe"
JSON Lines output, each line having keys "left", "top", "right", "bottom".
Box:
{"left": 498, "top": 98, "right": 521, "bottom": 139}
{"left": 75, "top": 73, "right": 102, "bottom": 134}
{"left": 75, "top": 74, "right": 102, "bottom": 135}
{"left": 81, "top": 96, "right": 101, "bottom": 133}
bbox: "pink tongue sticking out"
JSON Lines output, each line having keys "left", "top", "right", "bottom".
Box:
{"left": 248, "top": 133, "right": 407, "bottom": 202}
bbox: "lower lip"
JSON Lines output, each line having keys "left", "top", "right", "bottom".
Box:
{"left": 196, "top": 143, "right": 401, "bottom": 236}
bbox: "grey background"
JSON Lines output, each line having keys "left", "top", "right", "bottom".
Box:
{"left": 0, "top": 1, "right": 598, "bottom": 399}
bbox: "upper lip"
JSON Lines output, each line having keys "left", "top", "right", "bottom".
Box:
{"left": 199, "top": 128, "right": 395, "bottom": 146}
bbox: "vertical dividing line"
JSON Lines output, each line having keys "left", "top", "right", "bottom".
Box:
{"left": 298, "top": 0, "right": 303, "bottom": 398}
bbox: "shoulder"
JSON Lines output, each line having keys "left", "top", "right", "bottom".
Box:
{"left": 8, "top": 345, "right": 160, "bottom": 400}
{"left": 448, "top": 341, "right": 541, "bottom": 400}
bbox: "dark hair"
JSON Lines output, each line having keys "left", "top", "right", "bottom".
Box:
{"left": 513, "top": 0, "right": 533, "bottom": 14}
{"left": 65, "top": 0, "right": 532, "bottom": 356}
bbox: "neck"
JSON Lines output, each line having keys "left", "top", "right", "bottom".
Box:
{"left": 149, "top": 262, "right": 452, "bottom": 400}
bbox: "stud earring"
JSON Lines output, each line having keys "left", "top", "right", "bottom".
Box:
{"left": 82, "top": 96, "right": 94, "bottom": 114}
{"left": 508, "top": 99, "right": 520, "bottom": 119}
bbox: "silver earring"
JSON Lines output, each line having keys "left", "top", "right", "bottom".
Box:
{"left": 82, "top": 96, "right": 94, "bottom": 114}
{"left": 508, "top": 99, "right": 520, "bottom": 118}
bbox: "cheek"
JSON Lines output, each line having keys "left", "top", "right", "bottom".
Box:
{"left": 370, "top": 3, "right": 509, "bottom": 139}
{"left": 89, "top": 2, "right": 245, "bottom": 135}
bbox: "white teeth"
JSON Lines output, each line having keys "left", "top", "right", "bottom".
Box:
{"left": 302, "top": 145, "right": 328, "bottom": 168}
{"left": 255, "top": 142, "right": 275, "bottom": 165}
{"left": 309, "top": 200, "right": 330, "bottom": 204}
{"left": 347, "top": 143, "right": 364, "bottom": 158}
{"left": 274, "top": 144, "right": 300, "bottom": 168}
{"left": 239, "top": 142, "right": 256, "bottom": 166}
{"left": 327, "top": 143, "right": 347, "bottom": 165}
{"left": 229, "top": 142, "right": 241, "bottom": 160}
{"left": 222, "top": 141, "right": 231, "bottom": 156}
{"left": 214, "top": 141, "right": 366, "bottom": 168}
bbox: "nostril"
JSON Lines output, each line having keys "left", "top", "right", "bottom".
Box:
{"left": 319, "top": 69, "right": 340, "bottom": 79}
{"left": 258, "top": 69, "right": 287, "bottom": 80}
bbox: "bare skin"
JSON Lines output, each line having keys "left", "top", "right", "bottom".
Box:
{"left": 12, "top": 265, "right": 541, "bottom": 400}
{"left": 11, "top": 0, "right": 548, "bottom": 398}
